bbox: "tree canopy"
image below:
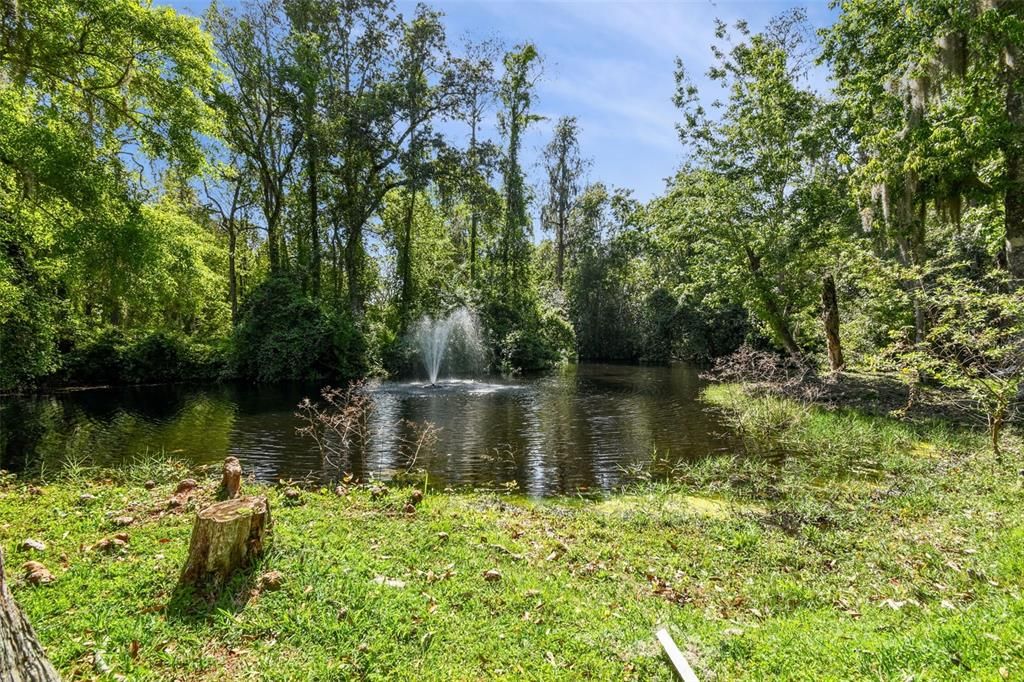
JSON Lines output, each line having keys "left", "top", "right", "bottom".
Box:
{"left": 0, "top": 0, "right": 1020, "bottom": 399}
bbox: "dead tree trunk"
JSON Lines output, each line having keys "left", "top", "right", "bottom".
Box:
{"left": 822, "top": 273, "right": 844, "bottom": 372}
{"left": 0, "top": 549, "right": 61, "bottom": 682}
{"left": 179, "top": 496, "right": 271, "bottom": 587}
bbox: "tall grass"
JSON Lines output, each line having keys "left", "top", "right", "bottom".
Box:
{"left": 702, "top": 383, "right": 994, "bottom": 482}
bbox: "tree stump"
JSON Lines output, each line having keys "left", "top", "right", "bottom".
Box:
{"left": 0, "top": 549, "right": 61, "bottom": 682}
{"left": 179, "top": 496, "right": 271, "bottom": 587}
{"left": 220, "top": 457, "right": 242, "bottom": 499}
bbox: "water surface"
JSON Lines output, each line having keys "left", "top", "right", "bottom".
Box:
{"left": 1, "top": 364, "right": 733, "bottom": 496}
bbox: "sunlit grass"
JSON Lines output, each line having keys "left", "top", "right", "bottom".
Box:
{"left": 0, "top": 384, "right": 1021, "bottom": 680}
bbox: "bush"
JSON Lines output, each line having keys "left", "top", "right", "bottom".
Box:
{"left": 121, "top": 330, "right": 227, "bottom": 383}
{"left": 482, "top": 295, "right": 574, "bottom": 373}
{"left": 232, "top": 274, "right": 365, "bottom": 382}
{"left": 888, "top": 274, "right": 1023, "bottom": 459}
{"left": 57, "top": 328, "right": 227, "bottom": 385}
{"left": 638, "top": 288, "right": 676, "bottom": 362}
{"left": 673, "top": 296, "right": 749, "bottom": 365}
{"left": 60, "top": 327, "right": 127, "bottom": 385}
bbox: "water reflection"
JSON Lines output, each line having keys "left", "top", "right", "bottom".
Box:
{"left": 0, "top": 364, "right": 733, "bottom": 496}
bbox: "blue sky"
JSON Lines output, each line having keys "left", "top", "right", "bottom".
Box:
{"left": 168, "top": 0, "right": 838, "bottom": 203}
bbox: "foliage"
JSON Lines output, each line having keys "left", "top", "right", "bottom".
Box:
{"left": 888, "top": 274, "right": 1024, "bottom": 457}
{"left": 1, "top": 0, "right": 1019, "bottom": 411}
{"left": 670, "top": 13, "right": 853, "bottom": 356}
{"left": 495, "top": 43, "right": 542, "bottom": 293}
{"left": 57, "top": 329, "right": 228, "bottom": 386}
{"left": 0, "top": 0, "right": 222, "bottom": 390}
{"left": 540, "top": 116, "right": 588, "bottom": 288}
{"left": 232, "top": 274, "right": 364, "bottom": 382}
{"left": 481, "top": 291, "right": 573, "bottom": 373}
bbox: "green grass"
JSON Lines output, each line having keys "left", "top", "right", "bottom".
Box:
{"left": 2, "top": 383, "right": 1023, "bottom": 680}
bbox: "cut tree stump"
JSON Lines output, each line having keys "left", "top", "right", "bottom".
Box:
{"left": 179, "top": 496, "right": 271, "bottom": 587}
{"left": 220, "top": 457, "right": 242, "bottom": 499}
{"left": 0, "top": 549, "right": 61, "bottom": 682}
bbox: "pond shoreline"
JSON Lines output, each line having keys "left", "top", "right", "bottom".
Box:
{"left": 2, "top": 383, "right": 1021, "bottom": 679}
{"left": 1, "top": 364, "right": 729, "bottom": 496}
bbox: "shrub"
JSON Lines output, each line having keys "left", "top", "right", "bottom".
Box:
{"left": 121, "top": 330, "right": 227, "bottom": 383}
{"left": 482, "top": 295, "right": 574, "bottom": 373}
{"left": 59, "top": 327, "right": 128, "bottom": 385}
{"left": 232, "top": 274, "right": 365, "bottom": 382}
{"left": 889, "top": 274, "right": 1023, "bottom": 459}
{"left": 58, "top": 328, "right": 227, "bottom": 385}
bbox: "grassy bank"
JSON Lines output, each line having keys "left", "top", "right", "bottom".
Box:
{"left": 1, "top": 384, "right": 1022, "bottom": 680}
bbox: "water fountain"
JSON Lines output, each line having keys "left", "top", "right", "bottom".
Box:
{"left": 411, "top": 307, "right": 483, "bottom": 384}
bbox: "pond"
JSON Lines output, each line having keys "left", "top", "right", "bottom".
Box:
{"left": 0, "top": 363, "right": 735, "bottom": 497}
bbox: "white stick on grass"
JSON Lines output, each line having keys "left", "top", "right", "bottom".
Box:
{"left": 656, "top": 628, "right": 700, "bottom": 682}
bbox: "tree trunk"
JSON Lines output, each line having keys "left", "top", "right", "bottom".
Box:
{"left": 330, "top": 223, "right": 341, "bottom": 302}
{"left": 179, "top": 496, "right": 271, "bottom": 587}
{"left": 307, "top": 132, "right": 321, "bottom": 297}
{"left": 345, "top": 224, "right": 363, "bottom": 318}
{"left": 746, "top": 247, "right": 801, "bottom": 357}
{"left": 228, "top": 228, "right": 238, "bottom": 326}
{"left": 1004, "top": 5, "right": 1024, "bottom": 283}
{"left": 265, "top": 195, "right": 281, "bottom": 273}
{"left": 399, "top": 186, "right": 416, "bottom": 326}
{"left": 0, "top": 549, "right": 61, "bottom": 682}
{"left": 470, "top": 211, "right": 478, "bottom": 283}
{"left": 761, "top": 293, "right": 802, "bottom": 358}
{"left": 555, "top": 206, "right": 565, "bottom": 289}
{"left": 469, "top": 117, "right": 479, "bottom": 285}
{"left": 821, "top": 273, "right": 844, "bottom": 371}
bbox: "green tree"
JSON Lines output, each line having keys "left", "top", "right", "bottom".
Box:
{"left": 822, "top": 0, "right": 1024, "bottom": 335}
{"left": 541, "top": 116, "right": 588, "bottom": 289}
{"left": 452, "top": 40, "right": 501, "bottom": 285}
{"left": 496, "top": 43, "right": 542, "bottom": 290}
{"left": 0, "top": 0, "right": 219, "bottom": 388}
{"left": 207, "top": 0, "right": 299, "bottom": 274}
{"left": 891, "top": 273, "right": 1023, "bottom": 460}
{"left": 671, "top": 12, "right": 848, "bottom": 356}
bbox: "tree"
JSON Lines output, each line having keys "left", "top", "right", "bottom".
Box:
{"left": 284, "top": 0, "right": 329, "bottom": 296}
{"left": 892, "top": 273, "right": 1023, "bottom": 460}
{"left": 0, "top": 0, "right": 219, "bottom": 388}
{"left": 452, "top": 39, "right": 501, "bottom": 284}
{"left": 394, "top": 6, "right": 450, "bottom": 328}
{"left": 314, "top": 0, "right": 457, "bottom": 318}
{"left": 671, "top": 12, "right": 848, "bottom": 356}
{"left": 496, "top": 43, "right": 542, "bottom": 289}
{"left": 203, "top": 160, "right": 256, "bottom": 324}
{"left": 207, "top": 0, "right": 299, "bottom": 274}
{"left": 541, "top": 116, "right": 588, "bottom": 289}
{"left": 986, "top": 1, "right": 1024, "bottom": 282}
{"left": 822, "top": 0, "right": 1024, "bottom": 333}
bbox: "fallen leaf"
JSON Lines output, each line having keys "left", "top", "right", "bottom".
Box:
{"left": 259, "top": 571, "right": 284, "bottom": 591}
{"left": 22, "top": 561, "right": 54, "bottom": 585}
{"left": 19, "top": 538, "right": 46, "bottom": 552}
